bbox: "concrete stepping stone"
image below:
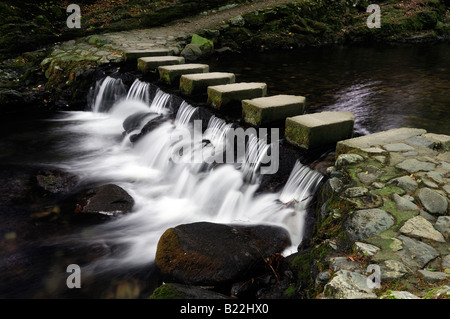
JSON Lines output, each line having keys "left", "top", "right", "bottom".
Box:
{"left": 158, "top": 64, "right": 209, "bottom": 85}
{"left": 180, "top": 72, "right": 236, "bottom": 95}
{"left": 207, "top": 82, "right": 267, "bottom": 110}
{"left": 124, "top": 48, "right": 172, "bottom": 61}
{"left": 285, "top": 111, "right": 355, "bottom": 149}
{"left": 242, "top": 94, "right": 306, "bottom": 126}
{"left": 137, "top": 56, "right": 185, "bottom": 73}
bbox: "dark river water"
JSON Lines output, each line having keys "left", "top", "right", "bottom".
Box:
{"left": 207, "top": 42, "right": 450, "bottom": 135}
{"left": 0, "top": 42, "right": 449, "bottom": 298}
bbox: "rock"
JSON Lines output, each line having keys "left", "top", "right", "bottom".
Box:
{"left": 405, "top": 136, "right": 435, "bottom": 148}
{"left": 426, "top": 171, "right": 444, "bottom": 185}
{"left": 382, "top": 291, "right": 421, "bottom": 299}
{"left": 285, "top": 111, "right": 355, "bottom": 150}
{"left": 180, "top": 43, "right": 203, "bottom": 61}
{"left": 397, "top": 235, "right": 440, "bottom": 269}
{"left": 180, "top": 72, "right": 235, "bottom": 95}
{"left": 322, "top": 270, "right": 377, "bottom": 299}
{"left": 380, "top": 260, "right": 411, "bottom": 282}
{"left": 383, "top": 143, "right": 415, "bottom": 152}
{"left": 444, "top": 184, "right": 450, "bottom": 195}
{"left": 207, "top": 82, "right": 267, "bottom": 110}
{"left": 442, "top": 255, "right": 450, "bottom": 270}
{"left": 392, "top": 193, "right": 419, "bottom": 211}
{"left": 154, "top": 222, "right": 290, "bottom": 285}
{"left": 418, "top": 187, "right": 448, "bottom": 215}
{"left": 335, "top": 154, "right": 364, "bottom": 168}
{"left": 328, "top": 177, "right": 343, "bottom": 193}
{"left": 36, "top": 169, "right": 79, "bottom": 194}
{"left": 344, "top": 209, "right": 394, "bottom": 241}
{"left": 229, "top": 15, "right": 245, "bottom": 27}
{"left": 357, "top": 172, "right": 378, "bottom": 185}
{"left": 354, "top": 242, "right": 380, "bottom": 257}
{"left": 399, "top": 216, "right": 445, "bottom": 242}
{"left": 402, "top": 151, "right": 419, "bottom": 157}
{"left": 423, "top": 133, "right": 450, "bottom": 151}
{"left": 417, "top": 270, "right": 449, "bottom": 283}
{"left": 392, "top": 175, "right": 418, "bottom": 193}
{"left": 329, "top": 257, "right": 361, "bottom": 272}
{"left": 336, "top": 128, "right": 426, "bottom": 155}
{"left": 396, "top": 159, "right": 436, "bottom": 173}
{"left": 435, "top": 216, "right": 450, "bottom": 239}
{"left": 150, "top": 283, "right": 230, "bottom": 299}
{"left": 242, "top": 94, "right": 306, "bottom": 126}
{"left": 315, "top": 271, "right": 331, "bottom": 286}
{"left": 75, "top": 184, "right": 134, "bottom": 216}
{"left": 423, "top": 285, "right": 450, "bottom": 299}
{"left": 419, "top": 210, "right": 437, "bottom": 223}
{"left": 344, "top": 186, "right": 368, "bottom": 198}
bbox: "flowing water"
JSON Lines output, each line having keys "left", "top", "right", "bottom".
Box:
{"left": 1, "top": 43, "right": 449, "bottom": 298}
{"left": 207, "top": 43, "right": 450, "bottom": 135}
{"left": 42, "top": 78, "right": 323, "bottom": 279}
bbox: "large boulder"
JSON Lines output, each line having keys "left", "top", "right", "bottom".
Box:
{"left": 75, "top": 184, "right": 134, "bottom": 216}
{"left": 155, "top": 222, "right": 291, "bottom": 286}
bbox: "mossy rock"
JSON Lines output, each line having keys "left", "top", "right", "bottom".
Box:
{"left": 190, "top": 34, "right": 214, "bottom": 54}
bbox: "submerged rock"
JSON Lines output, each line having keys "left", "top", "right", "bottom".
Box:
{"left": 75, "top": 184, "right": 134, "bottom": 216}
{"left": 35, "top": 169, "right": 79, "bottom": 195}
{"left": 155, "top": 222, "right": 291, "bottom": 286}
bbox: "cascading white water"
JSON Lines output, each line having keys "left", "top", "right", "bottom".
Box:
{"left": 126, "top": 78, "right": 151, "bottom": 105}
{"left": 91, "top": 76, "right": 127, "bottom": 113}
{"left": 55, "top": 77, "right": 323, "bottom": 272}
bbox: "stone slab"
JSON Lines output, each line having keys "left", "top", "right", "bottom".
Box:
{"left": 158, "top": 64, "right": 209, "bottom": 85}
{"left": 285, "top": 111, "right": 355, "bottom": 149}
{"left": 242, "top": 94, "right": 306, "bottom": 126}
{"left": 180, "top": 72, "right": 236, "bottom": 95}
{"left": 137, "top": 56, "right": 185, "bottom": 73}
{"left": 124, "top": 48, "right": 172, "bottom": 61}
{"left": 336, "top": 128, "right": 426, "bottom": 155}
{"left": 207, "top": 82, "right": 267, "bottom": 109}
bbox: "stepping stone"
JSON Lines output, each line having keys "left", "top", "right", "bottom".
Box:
{"left": 124, "top": 48, "right": 172, "bottom": 61}
{"left": 285, "top": 111, "right": 355, "bottom": 149}
{"left": 137, "top": 56, "right": 185, "bottom": 73}
{"left": 336, "top": 128, "right": 426, "bottom": 155}
{"left": 242, "top": 94, "right": 306, "bottom": 126}
{"left": 158, "top": 64, "right": 209, "bottom": 85}
{"left": 180, "top": 72, "right": 235, "bottom": 95}
{"left": 207, "top": 82, "right": 267, "bottom": 110}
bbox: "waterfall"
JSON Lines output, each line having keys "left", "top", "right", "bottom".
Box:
{"left": 55, "top": 76, "right": 324, "bottom": 271}
{"left": 91, "top": 76, "right": 127, "bottom": 113}
{"left": 150, "top": 89, "right": 172, "bottom": 114}
{"left": 175, "top": 101, "right": 197, "bottom": 126}
{"left": 279, "top": 160, "right": 324, "bottom": 211}
{"left": 126, "top": 78, "right": 150, "bottom": 104}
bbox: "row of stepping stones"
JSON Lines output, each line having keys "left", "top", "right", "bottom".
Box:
{"left": 124, "top": 48, "right": 355, "bottom": 149}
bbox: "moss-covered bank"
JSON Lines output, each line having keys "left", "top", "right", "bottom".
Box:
{"left": 216, "top": 0, "right": 450, "bottom": 50}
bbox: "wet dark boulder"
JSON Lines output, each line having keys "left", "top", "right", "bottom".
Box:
{"left": 35, "top": 169, "right": 79, "bottom": 195}
{"left": 75, "top": 184, "right": 134, "bottom": 217}
{"left": 129, "top": 114, "right": 167, "bottom": 143}
{"left": 122, "top": 112, "right": 156, "bottom": 134}
{"left": 155, "top": 222, "right": 291, "bottom": 286}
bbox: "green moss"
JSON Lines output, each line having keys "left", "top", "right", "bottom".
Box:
{"left": 283, "top": 284, "right": 296, "bottom": 298}
{"left": 149, "top": 283, "right": 186, "bottom": 299}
